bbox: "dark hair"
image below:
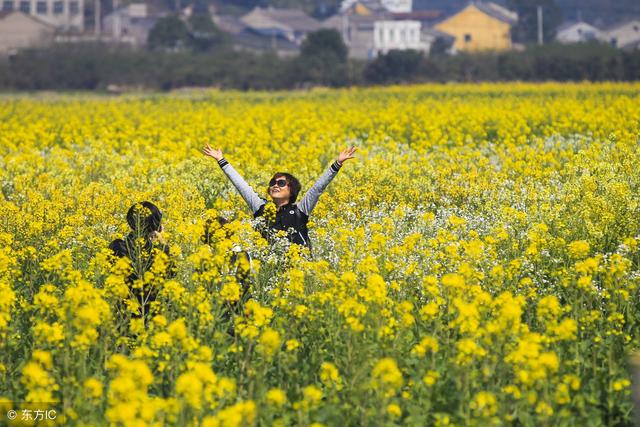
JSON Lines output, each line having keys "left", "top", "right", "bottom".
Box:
{"left": 269, "top": 172, "right": 301, "bottom": 203}
{"left": 126, "top": 201, "right": 163, "bottom": 235}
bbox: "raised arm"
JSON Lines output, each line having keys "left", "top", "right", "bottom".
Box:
{"left": 298, "top": 146, "right": 357, "bottom": 216}
{"left": 203, "top": 145, "right": 265, "bottom": 214}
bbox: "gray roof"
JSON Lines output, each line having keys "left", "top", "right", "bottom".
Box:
{"left": 341, "top": 0, "right": 388, "bottom": 14}
{"left": 242, "top": 7, "right": 320, "bottom": 33}
{"left": 321, "top": 14, "right": 342, "bottom": 30}
{"left": 215, "top": 14, "right": 247, "bottom": 35}
{"left": 603, "top": 18, "right": 640, "bottom": 32}
{"left": 472, "top": 1, "right": 517, "bottom": 25}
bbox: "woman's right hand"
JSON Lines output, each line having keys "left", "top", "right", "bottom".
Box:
{"left": 203, "top": 144, "right": 223, "bottom": 161}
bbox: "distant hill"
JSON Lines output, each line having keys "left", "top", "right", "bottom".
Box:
{"left": 413, "top": 0, "right": 640, "bottom": 27}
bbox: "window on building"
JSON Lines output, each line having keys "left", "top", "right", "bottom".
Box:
{"left": 19, "top": 0, "right": 28, "bottom": 12}
{"left": 610, "top": 37, "right": 617, "bottom": 47}
{"left": 69, "top": 0, "right": 78, "bottom": 14}
{"left": 464, "top": 33, "right": 472, "bottom": 42}
{"left": 400, "top": 28, "right": 405, "bottom": 42}
{"left": 53, "top": 0, "right": 62, "bottom": 13}
{"left": 2, "top": 0, "right": 13, "bottom": 9}
{"left": 36, "top": 1, "right": 46, "bottom": 12}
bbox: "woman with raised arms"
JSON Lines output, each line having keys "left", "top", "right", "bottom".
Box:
{"left": 202, "top": 145, "right": 357, "bottom": 249}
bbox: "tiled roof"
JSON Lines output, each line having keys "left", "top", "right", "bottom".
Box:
{"left": 242, "top": 7, "right": 320, "bottom": 33}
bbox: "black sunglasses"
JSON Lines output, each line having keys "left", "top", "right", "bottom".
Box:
{"left": 269, "top": 178, "right": 288, "bottom": 188}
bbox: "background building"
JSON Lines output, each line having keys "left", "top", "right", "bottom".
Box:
{"left": 240, "top": 6, "right": 320, "bottom": 45}
{"left": 373, "top": 19, "right": 425, "bottom": 54}
{"left": 603, "top": 19, "right": 640, "bottom": 50}
{"left": 0, "top": 10, "right": 54, "bottom": 53}
{"left": 102, "top": 3, "right": 158, "bottom": 46}
{"left": 0, "top": 0, "right": 83, "bottom": 31}
{"left": 215, "top": 13, "right": 299, "bottom": 57}
{"left": 555, "top": 21, "right": 603, "bottom": 44}
{"left": 434, "top": 1, "right": 517, "bottom": 52}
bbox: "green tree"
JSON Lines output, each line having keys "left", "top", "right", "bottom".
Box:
{"left": 188, "top": 5, "right": 227, "bottom": 52}
{"left": 364, "top": 50, "right": 424, "bottom": 84}
{"left": 300, "top": 28, "right": 347, "bottom": 63}
{"left": 148, "top": 15, "right": 191, "bottom": 51}
{"left": 293, "top": 29, "right": 349, "bottom": 86}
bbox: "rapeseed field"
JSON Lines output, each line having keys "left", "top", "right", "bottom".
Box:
{"left": 1, "top": 83, "right": 640, "bottom": 426}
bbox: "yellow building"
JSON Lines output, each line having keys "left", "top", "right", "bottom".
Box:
{"left": 435, "top": 2, "right": 517, "bottom": 52}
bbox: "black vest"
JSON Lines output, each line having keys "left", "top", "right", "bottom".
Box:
{"left": 254, "top": 202, "right": 311, "bottom": 247}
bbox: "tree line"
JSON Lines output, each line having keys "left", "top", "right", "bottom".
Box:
{"left": 0, "top": 29, "right": 638, "bottom": 91}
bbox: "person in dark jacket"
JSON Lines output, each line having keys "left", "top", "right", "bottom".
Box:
{"left": 202, "top": 145, "right": 357, "bottom": 249}
{"left": 109, "top": 201, "right": 175, "bottom": 320}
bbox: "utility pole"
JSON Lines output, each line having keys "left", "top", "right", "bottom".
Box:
{"left": 537, "top": 5, "right": 543, "bottom": 45}
{"left": 94, "top": 0, "right": 101, "bottom": 36}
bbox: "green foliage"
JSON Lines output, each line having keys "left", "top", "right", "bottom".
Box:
{"left": 288, "top": 29, "right": 350, "bottom": 87}
{"left": 188, "top": 11, "right": 227, "bottom": 52}
{"left": 364, "top": 50, "right": 424, "bottom": 84}
{"left": 0, "top": 41, "right": 638, "bottom": 91}
{"left": 300, "top": 29, "right": 347, "bottom": 63}
{"left": 148, "top": 15, "right": 191, "bottom": 51}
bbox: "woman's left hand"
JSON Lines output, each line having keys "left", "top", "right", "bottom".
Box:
{"left": 337, "top": 146, "right": 357, "bottom": 165}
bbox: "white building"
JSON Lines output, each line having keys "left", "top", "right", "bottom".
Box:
{"left": 0, "top": 0, "right": 83, "bottom": 31}
{"left": 603, "top": 19, "right": 640, "bottom": 50}
{"left": 324, "top": 2, "right": 446, "bottom": 59}
{"left": 374, "top": 20, "right": 425, "bottom": 54}
{"left": 556, "top": 21, "right": 603, "bottom": 44}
